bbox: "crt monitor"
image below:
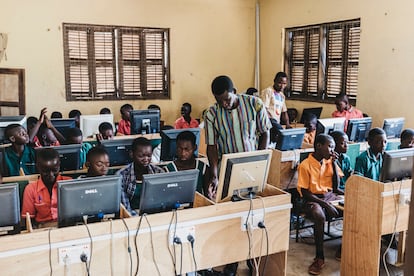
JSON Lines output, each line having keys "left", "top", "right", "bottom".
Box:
{"left": 215, "top": 149, "right": 273, "bottom": 203}
{"left": 299, "top": 107, "right": 323, "bottom": 124}
{"left": 346, "top": 117, "right": 372, "bottom": 142}
{"left": 58, "top": 175, "right": 122, "bottom": 227}
{"left": 37, "top": 144, "right": 82, "bottom": 171}
{"left": 0, "top": 183, "right": 21, "bottom": 235}
{"left": 79, "top": 114, "right": 114, "bottom": 138}
{"left": 276, "top": 127, "right": 306, "bottom": 151}
{"left": 316, "top": 117, "right": 346, "bottom": 135}
{"left": 160, "top": 128, "right": 201, "bottom": 161}
{"left": 100, "top": 137, "right": 134, "bottom": 166}
{"left": 380, "top": 148, "right": 414, "bottom": 182}
{"left": 0, "top": 115, "right": 27, "bottom": 144}
{"left": 50, "top": 118, "right": 76, "bottom": 137}
{"left": 130, "top": 109, "right": 160, "bottom": 135}
{"left": 139, "top": 169, "right": 199, "bottom": 215}
{"left": 382, "top": 117, "right": 405, "bottom": 139}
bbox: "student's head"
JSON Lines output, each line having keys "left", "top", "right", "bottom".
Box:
{"left": 400, "top": 128, "right": 414, "bottom": 149}
{"left": 68, "top": 109, "right": 81, "bottom": 120}
{"left": 65, "top": 127, "right": 83, "bottom": 144}
{"left": 330, "top": 131, "right": 349, "bottom": 154}
{"left": 51, "top": 111, "right": 63, "bottom": 119}
{"left": 334, "top": 94, "right": 350, "bottom": 113}
{"left": 131, "top": 137, "right": 152, "bottom": 168}
{"left": 148, "top": 104, "right": 161, "bottom": 118}
{"left": 303, "top": 113, "right": 317, "bottom": 133}
{"left": 181, "top": 103, "right": 192, "bottom": 117}
{"left": 245, "top": 87, "right": 258, "bottom": 96}
{"left": 314, "top": 134, "right": 335, "bottom": 160}
{"left": 98, "top": 122, "right": 114, "bottom": 140}
{"left": 37, "top": 125, "right": 58, "bottom": 146}
{"left": 99, "top": 107, "right": 111, "bottom": 115}
{"left": 287, "top": 108, "right": 298, "bottom": 123}
{"left": 273, "top": 72, "right": 288, "bottom": 93}
{"left": 120, "top": 104, "right": 133, "bottom": 121}
{"left": 85, "top": 146, "right": 110, "bottom": 177}
{"left": 36, "top": 148, "right": 60, "bottom": 187}
{"left": 176, "top": 131, "right": 197, "bottom": 161}
{"left": 211, "top": 75, "right": 237, "bottom": 110}
{"left": 367, "top": 127, "right": 387, "bottom": 155}
{"left": 27, "top": 116, "right": 38, "bottom": 131}
{"left": 5, "top": 124, "right": 29, "bottom": 145}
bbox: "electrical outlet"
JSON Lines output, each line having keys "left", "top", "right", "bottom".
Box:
{"left": 241, "top": 213, "right": 264, "bottom": 231}
{"left": 399, "top": 192, "right": 411, "bottom": 205}
{"left": 169, "top": 225, "right": 195, "bottom": 245}
{"left": 58, "top": 244, "right": 90, "bottom": 265}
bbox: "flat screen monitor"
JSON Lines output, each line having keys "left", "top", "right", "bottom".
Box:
{"left": 299, "top": 107, "right": 323, "bottom": 124}
{"left": 380, "top": 148, "right": 414, "bottom": 182}
{"left": 130, "top": 109, "right": 160, "bottom": 135}
{"left": 346, "top": 117, "right": 372, "bottom": 142}
{"left": 79, "top": 114, "right": 114, "bottom": 138}
{"left": 0, "top": 115, "right": 27, "bottom": 144}
{"left": 316, "top": 117, "right": 346, "bottom": 135}
{"left": 382, "top": 117, "right": 405, "bottom": 139}
{"left": 37, "top": 144, "right": 82, "bottom": 171}
{"left": 58, "top": 175, "right": 121, "bottom": 227}
{"left": 50, "top": 118, "right": 76, "bottom": 137}
{"left": 0, "top": 183, "right": 21, "bottom": 235}
{"left": 215, "top": 149, "right": 272, "bottom": 203}
{"left": 99, "top": 137, "right": 134, "bottom": 166}
{"left": 139, "top": 169, "right": 199, "bottom": 215}
{"left": 160, "top": 128, "right": 201, "bottom": 161}
{"left": 276, "top": 127, "right": 306, "bottom": 151}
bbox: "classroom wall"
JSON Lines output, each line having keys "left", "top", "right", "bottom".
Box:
{"left": 260, "top": 0, "right": 414, "bottom": 128}
{"left": 0, "top": 0, "right": 256, "bottom": 124}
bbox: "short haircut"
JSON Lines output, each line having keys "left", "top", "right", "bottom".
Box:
{"left": 51, "top": 111, "right": 63, "bottom": 118}
{"left": 314, "top": 133, "right": 333, "bottom": 148}
{"left": 86, "top": 146, "right": 109, "bottom": 162}
{"left": 368, "top": 127, "right": 386, "bottom": 141}
{"left": 335, "top": 94, "right": 349, "bottom": 104}
{"left": 330, "top": 131, "right": 348, "bottom": 143}
{"left": 120, "top": 104, "right": 133, "bottom": 112}
{"left": 147, "top": 104, "right": 160, "bottom": 110}
{"left": 273, "top": 72, "right": 288, "bottom": 82}
{"left": 65, "top": 127, "right": 83, "bottom": 138}
{"left": 4, "top": 123, "right": 23, "bottom": 139}
{"left": 36, "top": 147, "right": 60, "bottom": 162}
{"left": 177, "top": 131, "right": 196, "bottom": 146}
{"left": 182, "top": 102, "right": 192, "bottom": 112}
{"left": 401, "top": 128, "right": 414, "bottom": 141}
{"left": 99, "top": 122, "right": 113, "bottom": 133}
{"left": 245, "top": 87, "right": 258, "bottom": 96}
{"left": 99, "top": 107, "right": 111, "bottom": 114}
{"left": 27, "top": 116, "right": 38, "bottom": 127}
{"left": 69, "top": 109, "right": 81, "bottom": 118}
{"left": 211, "top": 75, "right": 234, "bottom": 96}
{"left": 303, "top": 112, "right": 317, "bottom": 123}
{"left": 132, "top": 137, "right": 152, "bottom": 152}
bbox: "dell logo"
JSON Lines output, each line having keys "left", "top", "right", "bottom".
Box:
{"left": 167, "top": 183, "right": 178, "bottom": 188}
{"left": 85, "top": 189, "right": 98, "bottom": 194}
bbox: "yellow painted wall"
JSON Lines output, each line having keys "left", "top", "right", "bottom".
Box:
{"left": 260, "top": 0, "right": 414, "bottom": 128}
{"left": 0, "top": 0, "right": 256, "bottom": 124}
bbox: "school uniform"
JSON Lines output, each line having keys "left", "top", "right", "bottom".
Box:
{"left": 354, "top": 149, "right": 383, "bottom": 181}
{"left": 4, "top": 145, "right": 36, "bottom": 176}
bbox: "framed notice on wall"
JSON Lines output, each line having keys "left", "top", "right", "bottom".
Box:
{"left": 0, "top": 68, "right": 25, "bottom": 115}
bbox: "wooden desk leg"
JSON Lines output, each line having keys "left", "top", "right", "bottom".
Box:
{"left": 396, "top": 231, "right": 406, "bottom": 266}
{"left": 255, "top": 251, "right": 287, "bottom": 276}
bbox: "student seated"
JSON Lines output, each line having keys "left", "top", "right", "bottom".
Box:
{"left": 64, "top": 127, "right": 93, "bottom": 169}
{"left": 174, "top": 102, "right": 199, "bottom": 129}
{"left": 330, "top": 131, "right": 353, "bottom": 191}
{"left": 400, "top": 128, "right": 414, "bottom": 149}
{"left": 148, "top": 104, "right": 165, "bottom": 129}
{"left": 244, "top": 87, "right": 258, "bottom": 96}
{"left": 297, "top": 134, "right": 343, "bottom": 275}
{"left": 98, "top": 122, "right": 115, "bottom": 140}
{"left": 117, "top": 103, "right": 133, "bottom": 135}
{"left": 30, "top": 108, "right": 65, "bottom": 147}
{"left": 68, "top": 109, "right": 82, "bottom": 128}
{"left": 303, "top": 113, "right": 317, "bottom": 146}
{"left": 164, "top": 131, "right": 209, "bottom": 194}
{"left": 21, "top": 148, "right": 72, "bottom": 225}
{"left": 99, "top": 107, "right": 111, "bottom": 115}
{"left": 331, "top": 94, "right": 363, "bottom": 131}
{"left": 354, "top": 128, "right": 387, "bottom": 181}
{"left": 3, "top": 124, "right": 36, "bottom": 176}
{"left": 82, "top": 146, "right": 110, "bottom": 177}
{"left": 51, "top": 111, "right": 63, "bottom": 119}
{"left": 117, "top": 137, "right": 164, "bottom": 215}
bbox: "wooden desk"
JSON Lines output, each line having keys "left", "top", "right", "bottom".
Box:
{"left": 341, "top": 175, "right": 411, "bottom": 275}
{"left": 0, "top": 185, "right": 291, "bottom": 275}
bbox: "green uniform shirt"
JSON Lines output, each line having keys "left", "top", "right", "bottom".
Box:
{"left": 4, "top": 145, "right": 36, "bottom": 176}
{"left": 354, "top": 149, "right": 383, "bottom": 181}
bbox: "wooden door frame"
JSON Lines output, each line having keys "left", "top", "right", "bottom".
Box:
{"left": 0, "top": 68, "right": 25, "bottom": 115}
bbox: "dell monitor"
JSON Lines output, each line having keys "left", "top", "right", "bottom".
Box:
{"left": 316, "top": 117, "right": 346, "bottom": 135}
{"left": 382, "top": 117, "right": 405, "bottom": 139}
{"left": 300, "top": 107, "right": 323, "bottom": 124}
{"left": 160, "top": 128, "right": 201, "bottom": 161}
{"left": 130, "top": 109, "right": 160, "bottom": 135}
{"left": 50, "top": 118, "right": 76, "bottom": 137}
{"left": 0, "top": 115, "right": 27, "bottom": 144}
{"left": 58, "top": 175, "right": 122, "bottom": 227}
{"left": 139, "top": 169, "right": 199, "bottom": 215}
{"left": 215, "top": 150, "right": 273, "bottom": 203}
{"left": 79, "top": 114, "right": 114, "bottom": 138}
{"left": 276, "top": 127, "right": 306, "bottom": 151}
{"left": 100, "top": 137, "right": 134, "bottom": 166}
{"left": 346, "top": 117, "right": 372, "bottom": 142}
{"left": 37, "top": 144, "right": 82, "bottom": 171}
{"left": 0, "top": 183, "right": 21, "bottom": 235}
{"left": 380, "top": 148, "right": 414, "bottom": 182}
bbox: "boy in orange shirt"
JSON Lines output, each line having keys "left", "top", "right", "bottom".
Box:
{"left": 331, "top": 94, "right": 363, "bottom": 131}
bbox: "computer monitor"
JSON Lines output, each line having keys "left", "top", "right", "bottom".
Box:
{"left": 99, "top": 137, "right": 134, "bottom": 166}
{"left": 58, "top": 175, "right": 121, "bottom": 227}
{"left": 346, "top": 117, "right": 373, "bottom": 142}
{"left": 139, "top": 169, "right": 199, "bottom": 215}
{"left": 299, "top": 107, "right": 323, "bottom": 124}
{"left": 276, "top": 127, "right": 306, "bottom": 151}
{"left": 316, "top": 117, "right": 346, "bottom": 135}
{"left": 382, "top": 117, "right": 405, "bottom": 139}
{"left": 160, "top": 128, "right": 201, "bottom": 161}
{"left": 37, "top": 144, "right": 82, "bottom": 171}
{"left": 380, "top": 148, "right": 414, "bottom": 182}
{"left": 215, "top": 150, "right": 273, "bottom": 203}
{"left": 50, "top": 118, "right": 76, "bottom": 137}
{"left": 0, "top": 115, "right": 27, "bottom": 144}
{"left": 0, "top": 183, "right": 21, "bottom": 235}
{"left": 79, "top": 114, "right": 114, "bottom": 138}
{"left": 130, "top": 109, "right": 160, "bottom": 135}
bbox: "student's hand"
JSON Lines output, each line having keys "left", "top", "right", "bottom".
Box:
{"left": 323, "top": 202, "right": 339, "bottom": 218}
{"left": 38, "top": 107, "right": 47, "bottom": 123}
{"left": 207, "top": 176, "right": 218, "bottom": 200}
{"left": 331, "top": 151, "right": 340, "bottom": 162}
{"left": 96, "top": 133, "right": 103, "bottom": 142}
{"left": 285, "top": 124, "right": 293, "bottom": 129}
{"left": 44, "top": 115, "right": 52, "bottom": 129}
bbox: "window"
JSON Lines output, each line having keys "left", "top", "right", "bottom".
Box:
{"left": 63, "top": 23, "right": 170, "bottom": 101}
{"left": 284, "top": 19, "right": 360, "bottom": 104}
